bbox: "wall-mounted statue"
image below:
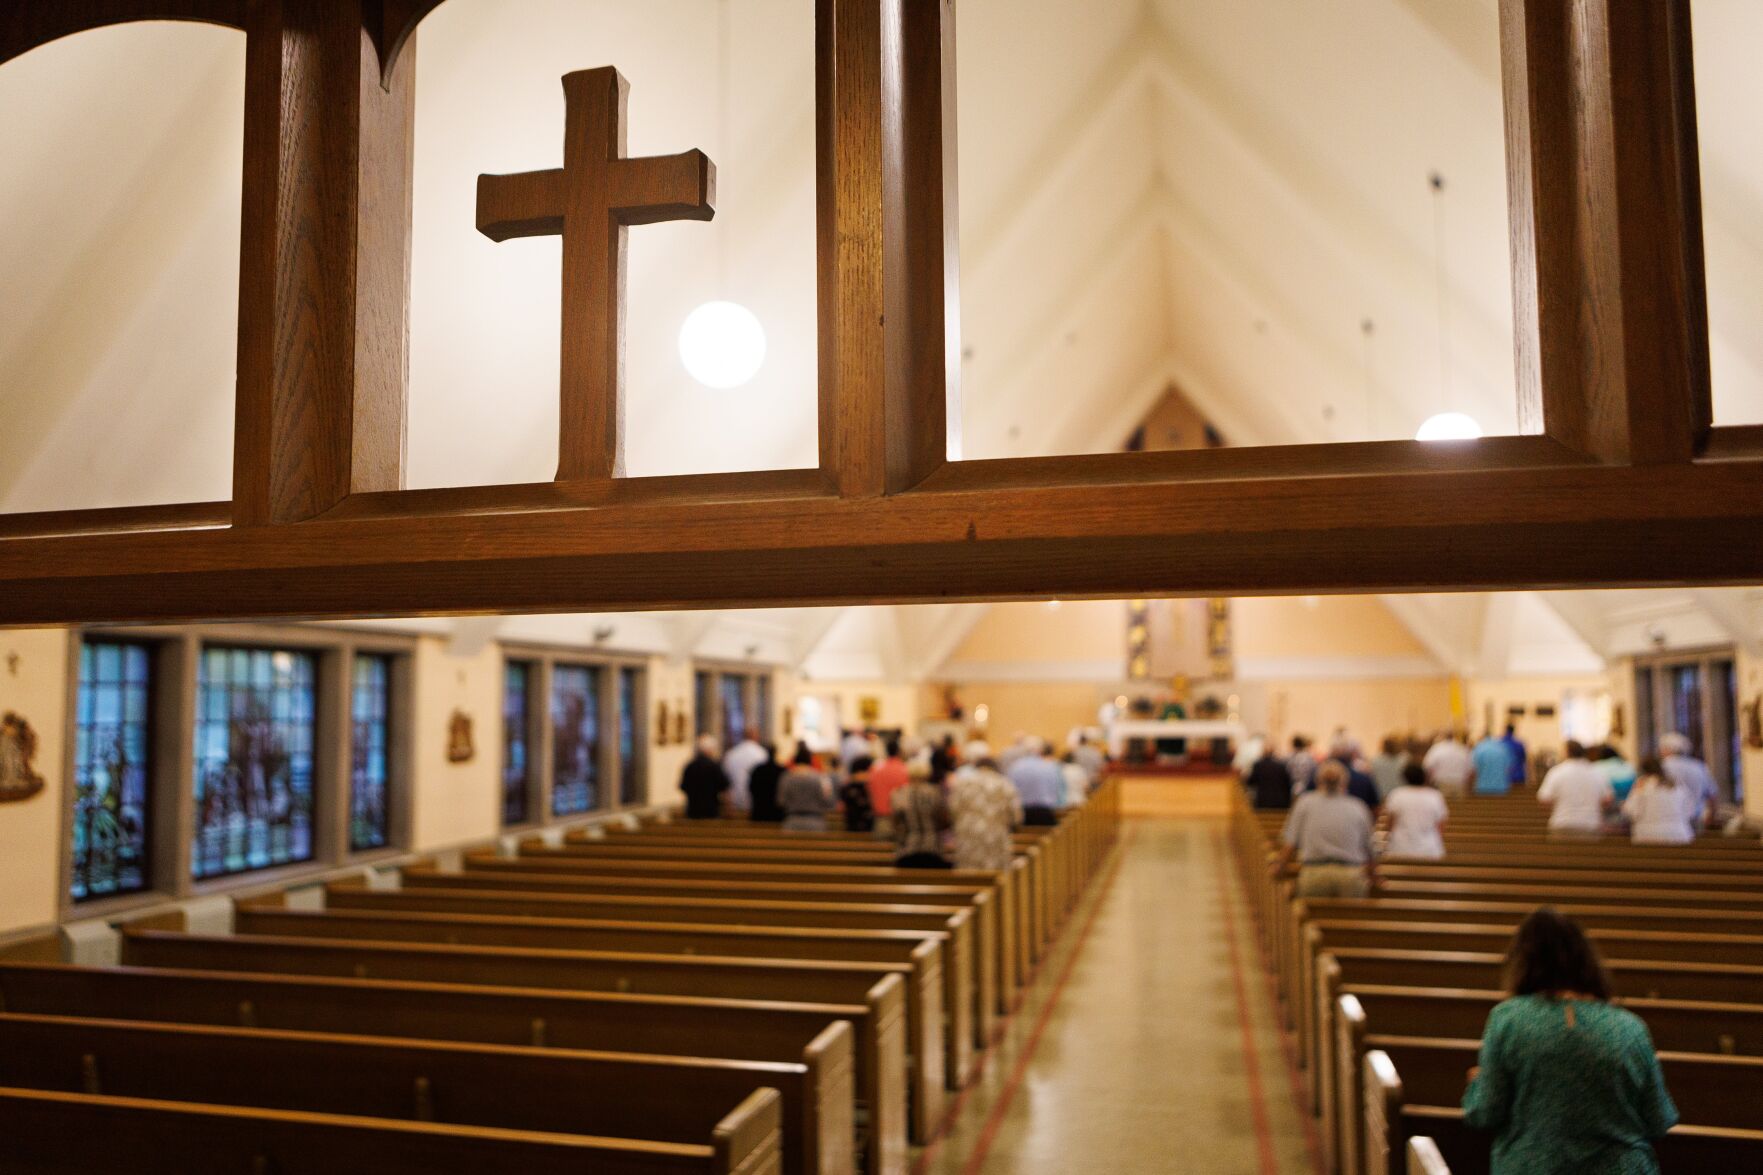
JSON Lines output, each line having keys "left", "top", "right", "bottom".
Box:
{"left": 447, "top": 709, "right": 475, "bottom": 764}
{"left": 0, "top": 711, "right": 45, "bottom": 803}
{"left": 655, "top": 701, "right": 672, "bottom": 746}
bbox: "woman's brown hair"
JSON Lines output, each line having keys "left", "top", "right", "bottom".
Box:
{"left": 1504, "top": 907, "right": 1614, "bottom": 1000}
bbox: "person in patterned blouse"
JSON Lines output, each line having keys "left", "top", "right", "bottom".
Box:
{"left": 892, "top": 764, "right": 952, "bottom": 868}
{"left": 946, "top": 755, "right": 1021, "bottom": 872}
{"left": 1463, "top": 908, "right": 1676, "bottom": 1173}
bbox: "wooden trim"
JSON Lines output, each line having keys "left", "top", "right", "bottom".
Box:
{"left": 1500, "top": 0, "right": 1710, "bottom": 464}
{"left": 0, "top": 503, "right": 229, "bottom": 542}
{"left": 0, "top": 1, "right": 245, "bottom": 68}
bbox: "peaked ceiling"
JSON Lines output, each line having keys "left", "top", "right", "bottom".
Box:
{"left": 2, "top": 0, "right": 1759, "bottom": 674}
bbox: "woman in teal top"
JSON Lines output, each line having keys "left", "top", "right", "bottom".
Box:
{"left": 1463, "top": 908, "right": 1677, "bottom": 1173}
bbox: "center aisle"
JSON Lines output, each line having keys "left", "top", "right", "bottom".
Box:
{"left": 918, "top": 820, "right": 1318, "bottom": 1174}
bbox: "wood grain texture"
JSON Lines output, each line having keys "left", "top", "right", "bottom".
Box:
{"left": 1501, "top": 0, "right": 1711, "bottom": 464}
{"left": 233, "top": 0, "right": 413, "bottom": 525}
{"left": 0, "top": 1, "right": 245, "bottom": 68}
{"left": 477, "top": 67, "right": 714, "bottom": 483}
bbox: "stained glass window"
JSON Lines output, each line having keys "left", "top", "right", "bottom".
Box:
{"left": 503, "top": 661, "right": 533, "bottom": 825}
{"left": 754, "top": 674, "right": 772, "bottom": 740}
{"left": 694, "top": 671, "right": 713, "bottom": 737}
{"left": 618, "top": 666, "right": 642, "bottom": 807}
{"left": 193, "top": 646, "right": 316, "bottom": 880}
{"left": 71, "top": 640, "right": 154, "bottom": 902}
{"left": 350, "top": 654, "right": 392, "bottom": 852}
{"left": 552, "top": 664, "right": 601, "bottom": 816}
{"left": 720, "top": 674, "right": 748, "bottom": 743}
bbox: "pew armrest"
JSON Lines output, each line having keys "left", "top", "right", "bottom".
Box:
{"left": 1406, "top": 1136, "right": 1450, "bottom": 1175}
{"left": 711, "top": 1087, "right": 783, "bottom": 1175}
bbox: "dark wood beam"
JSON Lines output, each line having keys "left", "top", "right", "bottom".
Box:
{"left": 232, "top": 0, "right": 413, "bottom": 526}
{"left": 1501, "top": 0, "right": 1711, "bottom": 464}
{"left": 0, "top": 1, "right": 245, "bottom": 68}
{"left": 817, "top": 0, "right": 956, "bottom": 497}
{"left": 3, "top": 447, "right": 1762, "bottom": 625}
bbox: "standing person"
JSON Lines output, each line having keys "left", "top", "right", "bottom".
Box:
{"left": 1473, "top": 731, "right": 1516, "bottom": 796}
{"left": 1423, "top": 731, "right": 1474, "bottom": 799}
{"left": 931, "top": 734, "right": 959, "bottom": 782}
{"left": 1248, "top": 744, "right": 1295, "bottom": 811}
{"left": 1315, "top": 735, "right": 1381, "bottom": 811}
{"left": 1501, "top": 723, "right": 1529, "bottom": 788}
{"left": 1059, "top": 753, "right": 1091, "bottom": 807}
{"left": 1369, "top": 736, "right": 1408, "bottom": 802}
{"left": 866, "top": 739, "right": 910, "bottom": 838}
{"left": 839, "top": 727, "right": 870, "bottom": 773}
{"left": 893, "top": 765, "right": 952, "bottom": 868}
{"left": 996, "top": 733, "right": 1032, "bottom": 776}
{"left": 747, "top": 742, "right": 785, "bottom": 823}
{"left": 1286, "top": 734, "right": 1317, "bottom": 796}
{"left": 1659, "top": 733, "right": 1720, "bottom": 830}
{"left": 1071, "top": 733, "right": 1107, "bottom": 785}
{"left": 1383, "top": 763, "right": 1449, "bottom": 859}
{"left": 838, "top": 758, "right": 876, "bottom": 833}
{"left": 721, "top": 727, "right": 766, "bottom": 815}
{"left": 1232, "top": 732, "right": 1267, "bottom": 781}
{"left": 679, "top": 736, "right": 729, "bottom": 820}
{"left": 1589, "top": 745, "right": 1639, "bottom": 802}
{"left": 1623, "top": 756, "right": 1697, "bottom": 846}
{"left": 1276, "top": 761, "right": 1377, "bottom": 898}
{"left": 1006, "top": 738, "right": 1065, "bottom": 826}
{"left": 1537, "top": 741, "right": 1615, "bottom": 835}
{"left": 1463, "top": 909, "right": 1676, "bottom": 1172}
{"left": 778, "top": 743, "right": 836, "bottom": 832}
{"left": 947, "top": 755, "right": 1021, "bottom": 871}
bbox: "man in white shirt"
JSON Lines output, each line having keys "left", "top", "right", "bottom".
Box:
{"left": 721, "top": 728, "right": 767, "bottom": 814}
{"left": 1660, "top": 732, "right": 1720, "bottom": 829}
{"left": 1537, "top": 740, "right": 1614, "bottom": 834}
{"left": 839, "top": 728, "right": 871, "bottom": 772}
{"left": 1421, "top": 732, "right": 1474, "bottom": 799}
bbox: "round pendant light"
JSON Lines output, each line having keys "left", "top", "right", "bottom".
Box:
{"left": 679, "top": 300, "right": 766, "bottom": 389}
{"left": 1415, "top": 411, "right": 1483, "bottom": 442}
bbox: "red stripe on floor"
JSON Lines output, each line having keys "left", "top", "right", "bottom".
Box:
{"left": 1214, "top": 832, "right": 1287, "bottom": 1175}
{"left": 939, "top": 827, "right": 1134, "bottom": 1175}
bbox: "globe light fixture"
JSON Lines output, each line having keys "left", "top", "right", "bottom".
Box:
{"left": 1414, "top": 411, "right": 1483, "bottom": 442}
{"left": 678, "top": 300, "right": 766, "bottom": 389}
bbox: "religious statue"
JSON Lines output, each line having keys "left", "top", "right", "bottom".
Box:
{"left": 655, "top": 701, "right": 672, "bottom": 746}
{"left": 0, "top": 711, "right": 44, "bottom": 803}
{"left": 1744, "top": 693, "right": 1762, "bottom": 751}
{"left": 447, "top": 709, "right": 475, "bottom": 763}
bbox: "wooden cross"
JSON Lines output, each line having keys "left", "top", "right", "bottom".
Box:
{"left": 477, "top": 67, "right": 716, "bottom": 481}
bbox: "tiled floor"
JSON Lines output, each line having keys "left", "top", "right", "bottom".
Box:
{"left": 916, "top": 820, "right": 1318, "bottom": 1174}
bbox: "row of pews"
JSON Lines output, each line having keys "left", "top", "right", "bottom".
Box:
{"left": 0, "top": 779, "right": 1119, "bottom": 1174}
{"left": 1230, "top": 785, "right": 1763, "bottom": 1175}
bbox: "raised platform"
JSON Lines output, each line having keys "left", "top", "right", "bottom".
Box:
{"left": 1118, "top": 772, "right": 1237, "bottom": 819}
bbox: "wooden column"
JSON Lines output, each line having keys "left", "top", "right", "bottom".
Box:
{"left": 233, "top": 0, "right": 414, "bottom": 526}
{"left": 817, "top": 0, "right": 959, "bottom": 497}
{"left": 1501, "top": 0, "right": 1710, "bottom": 465}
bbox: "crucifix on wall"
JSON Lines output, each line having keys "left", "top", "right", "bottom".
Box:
{"left": 478, "top": 66, "right": 716, "bottom": 481}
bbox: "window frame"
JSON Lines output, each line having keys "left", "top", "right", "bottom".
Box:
{"left": 691, "top": 662, "right": 777, "bottom": 749}
{"left": 1632, "top": 645, "right": 1743, "bottom": 801}
{"left": 57, "top": 623, "right": 415, "bottom": 922}
{"left": 500, "top": 658, "right": 540, "bottom": 830}
{"left": 500, "top": 644, "right": 650, "bottom": 821}
{"left": 68, "top": 636, "right": 158, "bottom": 905}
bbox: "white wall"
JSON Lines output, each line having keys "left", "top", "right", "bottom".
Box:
{"left": 0, "top": 630, "right": 70, "bottom": 938}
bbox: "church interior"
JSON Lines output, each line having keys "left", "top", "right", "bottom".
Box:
{"left": 2, "top": 1, "right": 1762, "bottom": 1172}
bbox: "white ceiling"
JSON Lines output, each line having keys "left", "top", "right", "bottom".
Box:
{"left": 1, "top": 0, "right": 1759, "bottom": 675}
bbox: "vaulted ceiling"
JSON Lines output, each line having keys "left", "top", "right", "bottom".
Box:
{"left": 2, "top": 0, "right": 1759, "bottom": 674}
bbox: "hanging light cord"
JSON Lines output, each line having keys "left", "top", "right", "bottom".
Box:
{"left": 1429, "top": 171, "right": 1450, "bottom": 415}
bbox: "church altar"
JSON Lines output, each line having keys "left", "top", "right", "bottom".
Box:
{"left": 1104, "top": 719, "right": 1247, "bottom": 758}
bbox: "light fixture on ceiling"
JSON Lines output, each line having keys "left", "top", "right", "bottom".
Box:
{"left": 1415, "top": 171, "right": 1482, "bottom": 443}
{"left": 680, "top": 0, "right": 765, "bottom": 390}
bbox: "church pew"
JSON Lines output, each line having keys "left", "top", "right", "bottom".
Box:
{"left": 119, "top": 928, "right": 948, "bottom": 1147}
{"left": 344, "top": 879, "right": 981, "bottom": 1069}
{"left": 1376, "top": 864, "right": 1763, "bottom": 892}
{"left": 1334, "top": 988, "right": 1763, "bottom": 1175}
{"left": 537, "top": 837, "right": 1046, "bottom": 976}
{"left": 432, "top": 857, "right": 1017, "bottom": 1023}
{"left": 1405, "top": 1136, "right": 1448, "bottom": 1175}
{"left": 0, "top": 1011, "right": 842, "bottom": 1175}
{"left": 238, "top": 900, "right": 975, "bottom": 1095}
{"left": 0, "top": 960, "right": 906, "bottom": 1175}
{"left": 1366, "top": 1058, "right": 1763, "bottom": 1175}
{"left": 1366, "top": 1039, "right": 1763, "bottom": 1175}
{"left": 0, "top": 1084, "right": 781, "bottom": 1175}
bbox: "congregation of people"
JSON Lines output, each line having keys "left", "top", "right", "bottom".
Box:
{"left": 678, "top": 726, "right": 1108, "bottom": 871}
{"left": 1253, "top": 725, "right": 1729, "bottom": 901}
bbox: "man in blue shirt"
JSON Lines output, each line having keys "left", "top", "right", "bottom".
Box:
{"left": 1006, "top": 739, "right": 1065, "bottom": 826}
{"left": 1500, "top": 723, "right": 1528, "bottom": 787}
{"left": 1472, "top": 732, "right": 1514, "bottom": 795}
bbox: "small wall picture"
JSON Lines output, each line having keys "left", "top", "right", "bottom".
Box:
{"left": 859, "top": 695, "right": 881, "bottom": 723}
{"left": 672, "top": 704, "right": 689, "bottom": 746}
{"left": 0, "top": 711, "right": 45, "bottom": 803}
{"left": 447, "top": 709, "right": 475, "bottom": 764}
{"left": 655, "top": 701, "right": 672, "bottom": 746}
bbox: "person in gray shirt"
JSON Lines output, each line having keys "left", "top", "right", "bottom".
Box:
{"left": 1276, "top": 761, "right": 1377, "bottom": 898}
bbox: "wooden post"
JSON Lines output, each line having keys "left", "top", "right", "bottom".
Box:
{"left": 232, "top": 0, "right": 413, "bottom": 526}
{"left": 818, "top": 0, "right": 958, "bottom": 497}
{"left": 1501, "top": 0, "right": 1710, "bottom": 465}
